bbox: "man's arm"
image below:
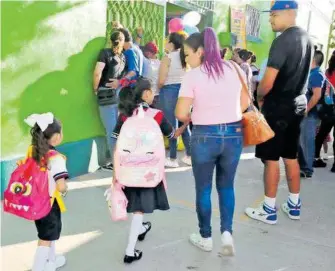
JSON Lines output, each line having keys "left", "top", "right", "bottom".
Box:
{"left": 106, "top": 50, "right": 138, "bottom": 89}
{"left": 307, "top": 73, "right": 324, "bottom": 113}
{"left": 257, "top": 67, "right": 279, "bottom": 101}
{"left": 258, "top": 37, "right": 286, "bottom": 103}
{"left": 307, "top": 87, "right": 322, "bottom": 113}
{"left": 93, "top": 62, "right": 105, "bottom": 92}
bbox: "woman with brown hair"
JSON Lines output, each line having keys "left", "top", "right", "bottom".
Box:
{"left": 93, "top": 30, "right": 127, "bottom": 171}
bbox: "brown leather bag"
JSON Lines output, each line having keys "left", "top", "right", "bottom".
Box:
{"left": 230, "top": 61, "right": 275, "bottom": 147}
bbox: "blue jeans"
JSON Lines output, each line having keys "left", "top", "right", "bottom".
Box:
{"left": 298, "top": 115, "right": 318, "bottom": 175}
{"left": 159, "top": 84, "right": 191, "bottom": 159}
{"left": 99, "top": 104, "right": 118, "bottom": 157}
{"left": 191, "top": 122, "right": 243, "bottom": 238}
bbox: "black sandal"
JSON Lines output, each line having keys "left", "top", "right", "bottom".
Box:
{"left": 138, "top": 222, "right": 152, "bottom": 241}
{"left": 124, "top": 250, "right": 143, "bottom": 264}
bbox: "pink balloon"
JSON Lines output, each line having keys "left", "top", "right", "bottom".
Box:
{"left": 168, "top": 18, "right": 184, "bottom": 34}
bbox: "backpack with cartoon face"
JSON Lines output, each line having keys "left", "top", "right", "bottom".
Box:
{"left": 3, "top": 149, "right": 58, "bottom": 220}
{"left": 114, "top": 106, "right": 165, "bottom": 188}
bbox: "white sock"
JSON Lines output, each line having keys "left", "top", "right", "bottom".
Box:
{"left": 289, "top": 193, "right": 300, "bottom": 205}
{"left": 264, "top": 196, "right": 276, "bottom": 209}
{"left": 49, "top": 241, "right": 56, "bottom": 262}
{"left": 32, "top": 246, "right": 50, "bottom": 271}
{"left": 126, "top": 214, "right": 143, "bottom": 256}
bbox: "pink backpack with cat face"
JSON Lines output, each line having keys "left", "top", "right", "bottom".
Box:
{"left": 3, "top": 150, "right": 58, "bottom": 220}
{"left": 114, "top": 106, "right": 166, "bottom": 188}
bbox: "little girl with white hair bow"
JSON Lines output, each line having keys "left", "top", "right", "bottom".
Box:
{"left": 24, "top": 112, "right": 69, "bottom": 271}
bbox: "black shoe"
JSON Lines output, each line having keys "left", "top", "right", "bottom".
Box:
{"left": 331, "top": 164, "right": 335, "bottom": 173}
{"left": 300, "top": 171, "right": 312, "bottom": 178}
{"left": 313, "top": 159, "right": 327, "bottom": 168}
{"left": 100, "top": 163, "right": 113, "bottom": 171}
{"left": 138, "top": 222, "right": 152, "bottom": 241}
{"left": 124, "top": 250, "right": 142, "bottom": 264}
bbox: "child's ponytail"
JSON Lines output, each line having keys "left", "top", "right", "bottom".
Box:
{"left": 28, "top": 117, "right": 62, "bottom": 165}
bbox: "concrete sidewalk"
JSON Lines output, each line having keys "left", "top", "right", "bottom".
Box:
{"left": 1, "top": 150, "right": 335, "bottom": 271}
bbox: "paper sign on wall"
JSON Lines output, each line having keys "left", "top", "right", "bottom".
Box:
{"left": 230, "top": 6, "right": 247, "bottom": 49}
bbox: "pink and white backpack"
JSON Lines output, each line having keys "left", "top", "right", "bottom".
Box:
{"left": 114, "top": 105, "right": 166, "bottom": 188}
{"left": 3, "top": 149, "right": 58, "bottom": 221}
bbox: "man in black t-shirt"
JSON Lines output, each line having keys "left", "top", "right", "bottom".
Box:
{"left": 245, "top": 1, "right": 313, "bottom": 225}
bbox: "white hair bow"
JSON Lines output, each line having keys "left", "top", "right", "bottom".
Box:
{"left": 24, "top": 112, "right": 54, "bottom": 132}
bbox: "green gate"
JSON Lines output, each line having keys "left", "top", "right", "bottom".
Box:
{"left": 107, "top": 0, "right": 165, "bottom": 53}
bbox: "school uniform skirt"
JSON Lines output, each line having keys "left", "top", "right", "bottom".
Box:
{"left": 35, "top": 201, "right": 62, "bottom": 241}
{"left": 124, "top": 181, "right": 170, "bottom": 214}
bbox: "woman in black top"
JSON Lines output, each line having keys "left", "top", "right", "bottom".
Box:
{"left": 92, "top": 31, "right": 126, "bottom": 171}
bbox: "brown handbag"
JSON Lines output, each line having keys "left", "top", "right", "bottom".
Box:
{"left": 230, "top": 61, "right": 275, "bottom": 147}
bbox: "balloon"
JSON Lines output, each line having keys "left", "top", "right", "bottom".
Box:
{"left": 184, "top": 25, "right": 199, "bottom": 35}
{"left": 168, "top": 18, "right": 184, "bottom": 34}
{"left": 183, "top": 11, "right": 201, "bottom": 27}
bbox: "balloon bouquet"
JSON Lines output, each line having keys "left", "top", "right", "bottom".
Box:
{"left": 168, "top": 11, "right": 201, "bottom": 36}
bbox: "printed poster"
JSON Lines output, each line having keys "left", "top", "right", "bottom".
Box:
{"left": 230, "top": 5, "right": 247, "bottom": 49}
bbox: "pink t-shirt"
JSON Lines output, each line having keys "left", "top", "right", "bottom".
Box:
{"left": 179, "top": 61, "right": 244, "bottom": 125}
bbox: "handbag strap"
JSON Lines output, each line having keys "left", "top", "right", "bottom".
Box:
{"left": 229, "top": 61, "right": 255, "bottom": 111}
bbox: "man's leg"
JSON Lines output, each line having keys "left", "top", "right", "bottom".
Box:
{"left": 284, "top": 159, "right": 300, "bottom": 194}
{"left": 299, "top": 116, "right": 317, "bottom": 177}
{"left": 298, "top": 117, "right": 309, "bottom": 175}
{"left": 245, "top": 116, "right": 281, "bottom": 225}
{"left": 264, "top": 160, "right": 281, "bottom": 198}
{"left": 281, "top": 115, "right": 304, "bottom": 220}
{"left": 98, "top": 104, "right": 118, "bottom": 169}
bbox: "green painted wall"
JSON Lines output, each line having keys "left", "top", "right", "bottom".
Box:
{"left": 1, "top": 0, "right": 107, "bottom": 160}
{"left": 213, "top": 1, "right": 275, "bottom": 65}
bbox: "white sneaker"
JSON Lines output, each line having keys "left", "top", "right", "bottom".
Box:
{"left": 221, "top": 231, "right": 235, "bottom": 256}
{"left": 181, "top": 156, "right": 192, "bottom": 166}
{"left": 245, "top": 202, "right": 277, "bottom": 225}
{"left": 281, "top": 199, "right": 301, "bottom": 220}
{"left": 165, "top": 158, "right": 179, "bottom": 168}
{"left": 189, "top": 233, "right": 213, "bottom": 252}
{"left": 45, "top": 255, "right": 66, "bottom": 271}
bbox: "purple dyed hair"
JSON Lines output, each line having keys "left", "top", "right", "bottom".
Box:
{"left": 185, "top": 27, "right": 224, "bottom": 79}
{"left": 203, "top": 28, "right": 224, "bottom": 79}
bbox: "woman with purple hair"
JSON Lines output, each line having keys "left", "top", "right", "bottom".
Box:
{"left": 175, "top": 28, "right": 250, "bottom": 255}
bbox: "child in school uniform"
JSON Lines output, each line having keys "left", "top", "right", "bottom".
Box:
{"left": 111, "top": 78, "right": 187, "bottom": 264}
{"left": 23, "top": 113, "right": 69, "bottom": 271}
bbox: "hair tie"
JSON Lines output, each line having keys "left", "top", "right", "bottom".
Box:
{"left": 24, "top": 112, "right": 54, "bottom": 132}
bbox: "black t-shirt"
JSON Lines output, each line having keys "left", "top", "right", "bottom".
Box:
{"left": 263, "top": 26, "right": 312, "bottom": 116}
{"left": 97, "top": 49, "right": 126, "bottom": 88}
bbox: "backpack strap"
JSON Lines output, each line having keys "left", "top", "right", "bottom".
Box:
{"left": 144, "top": 107, "right": 160, "bottom": 118}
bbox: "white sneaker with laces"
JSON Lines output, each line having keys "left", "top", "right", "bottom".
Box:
{"left": 165, "top": 158, "right": 179, "bottom": 168}
{"left": 245, "top": 202, "right": 277, "bottom": 225}
{"left": 181, "top": 156, "right": 192, "bottom": 166}
{"left": 45, "top": 255, "right": 66, "bottom": 271}
{"left": 221, "top": 231, "right": 235, "bottom": 256}
{"left": 189, "top": 233, "right": 213, "bottom": 252}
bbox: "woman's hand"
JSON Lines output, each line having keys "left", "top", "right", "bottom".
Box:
{"left": 106, "top": 79, "right": 119, "bottom": 89}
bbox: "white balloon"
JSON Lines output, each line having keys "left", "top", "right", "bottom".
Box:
{"left": 183, "top": 11, "right": 201, "bottom": 27}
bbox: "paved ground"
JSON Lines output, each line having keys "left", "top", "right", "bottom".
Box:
{"left": 1, "top": 147, "right": 335, "bottom": 271}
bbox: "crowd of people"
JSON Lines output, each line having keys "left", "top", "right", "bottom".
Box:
{"left": 6, "top": 1, "right": 334, "bottom": 270}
